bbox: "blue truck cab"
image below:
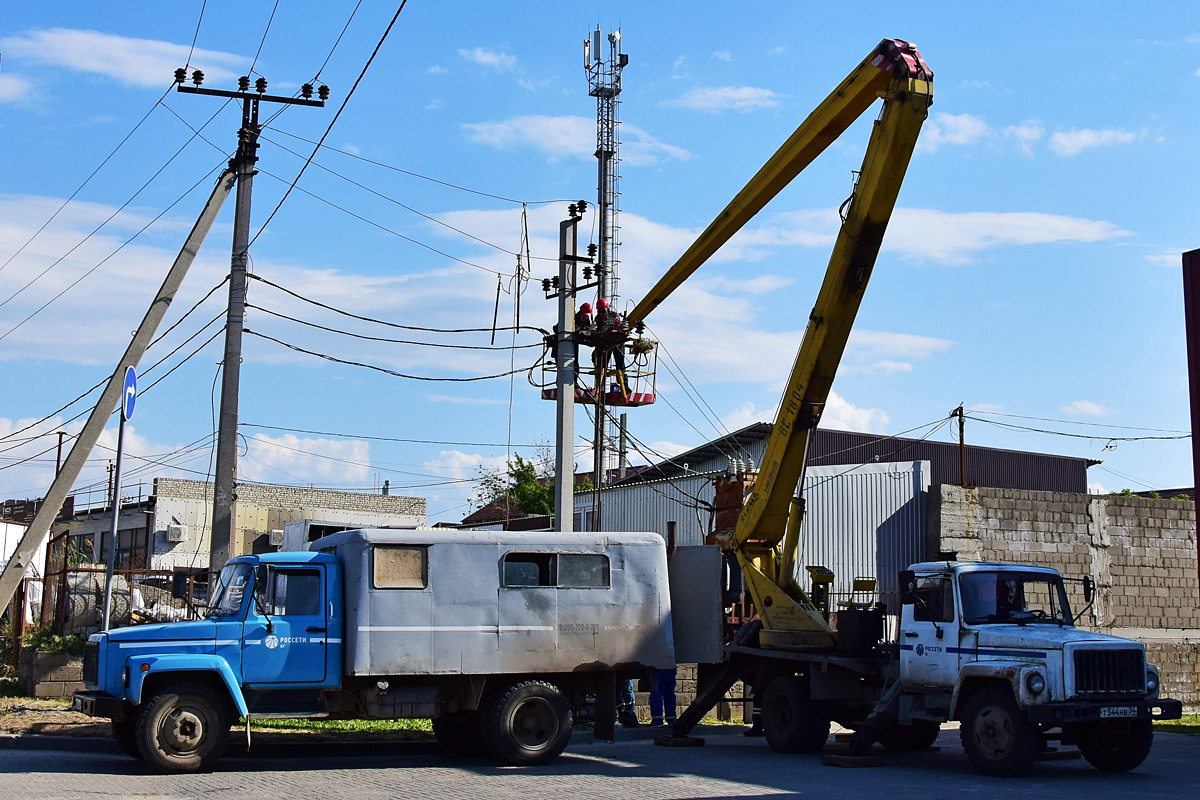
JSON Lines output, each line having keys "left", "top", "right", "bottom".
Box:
{"left": 73, "top": 529, "right": 675, "bottom": 773}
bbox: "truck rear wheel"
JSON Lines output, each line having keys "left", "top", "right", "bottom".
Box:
{"left": 135, "top": 682, "right": 231, "bottom": 774}
{"left": 1078, "top": 719, "right": 1153, "bottom": 772}
{"left": 482, "top": 680, "right": 572, "bottom": 766}
{"left": 960, "top": 686, "right": 1038, "bottom": 777}
{"left": 433, "top": 710, "right": 488, "bottom": 757}
{"left": 111, "top": 718, "right": 143, "bottom": 760}
{"left": 762, "top": 676, "right": 829, "bottom": 754}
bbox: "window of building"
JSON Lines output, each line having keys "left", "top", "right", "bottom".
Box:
{"left": 373, "top": 545, "right": 428, "bottom": 589}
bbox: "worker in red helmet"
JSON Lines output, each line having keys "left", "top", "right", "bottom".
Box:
{"left": 593, "top": 297, "right": 630, "bottom": 396}
{"left": 575, "top": 301, "right": 594, "bottom": 331}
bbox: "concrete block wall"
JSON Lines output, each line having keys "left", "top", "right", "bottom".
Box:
{"left": 18, "top": 649, "right": 85, "bottom": 699}
{"left": 931, "top": 485, "right": 1200, "bottom": 710}
{"left": 155, "top": 478, "right": 426, "bottom": 518}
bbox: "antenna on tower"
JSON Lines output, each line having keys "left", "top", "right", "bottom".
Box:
{"left": 584, "top": 25, "right": 628, "bottom": 311}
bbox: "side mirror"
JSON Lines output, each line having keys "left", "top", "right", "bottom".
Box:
{"left": 1083, "top": 575, "right": 1094, "bottom": 604}
{"left": 899, "top": 570, "right": 917, "bottom": 604}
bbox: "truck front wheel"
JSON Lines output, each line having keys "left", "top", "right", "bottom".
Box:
{"left": 111, "top": 718, "right": 143, "bottom": 760}
{"left": 433, "top": 710, "right": 488, "bottom": 757}
{"left": 1078, "top": 719, "right": 1153, "bottom": 772}
{"left": 960, "top": 686, "right": 1038, "bottom": 777}
{"left": 482, "top": 680, "right": 572, "bottom": 766}
{"left": 135, "top": 682, "right": 231, "bottom": 773}
{"left": 762, "top": 676, "right": 829, "bottom": 754}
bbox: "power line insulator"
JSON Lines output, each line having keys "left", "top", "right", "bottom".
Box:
{"left": 301, "top": 83, "right": 314, "bottom": 99}
{"left": 587, "top": 243, "right": 597, "bottom": 259}
{"left": 317, "top": 85, "right": 330, "bottom": 101}
{"left": 255, "top": 77, "right": 268, "bottom": 94}
{"left": 567, "top": 203, "right": 577, "bottom": 218}
{"left": 174, "top": 68, "right": 187, "bottom": 84}
{"left": 583, "top": 266, "right": 593, "bottom": 281}
{"left": 191, "top": 69, "right": 205, "bottom": 86}
{"left": 238, "top": 75, "right": 250, "bottom": 91}
{"left": 541, "top": 278, "right": 551, "bottom": 293}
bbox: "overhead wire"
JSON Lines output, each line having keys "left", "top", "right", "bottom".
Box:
{"left": 247, "top": 0, "right": 280, "bottom": 76}
{"left": 239, "top": 422, "right": 539, "bottom": 449}
{"left": 248, "top": 0, "right": 411, "bottom": 249}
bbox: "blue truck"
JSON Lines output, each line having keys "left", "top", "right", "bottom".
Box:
{"left": 72, "top": 529, "right": 675, "bottom": 773}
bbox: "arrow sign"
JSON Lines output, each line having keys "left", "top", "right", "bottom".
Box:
{"left": 121, "top": 366, "right": 137, "bottom": 421}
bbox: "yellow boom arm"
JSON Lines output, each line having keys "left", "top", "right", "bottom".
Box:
{"left": 631, "top": 40, "right": 933, "bottom": 646}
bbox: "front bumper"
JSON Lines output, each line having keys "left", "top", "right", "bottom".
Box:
{"left": 1025, "top": 697, "right": 1183, "bottom": 724}
{"left": 72, "top": 691, "right": 128, "bottom": 721}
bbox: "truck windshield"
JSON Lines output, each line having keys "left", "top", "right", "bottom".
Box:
{"left": 206, "top": 562, "right": 253, "bottom": 619}
{"left": 959, "top": 571, "right": 1072, "bottom": 625}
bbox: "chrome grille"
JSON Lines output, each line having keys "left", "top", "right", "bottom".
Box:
{"left": 83, "top": 642, "right": 99, "bottom": 684}
{"left": 1073, "top": 648, "right": 1145, "bottom": 698}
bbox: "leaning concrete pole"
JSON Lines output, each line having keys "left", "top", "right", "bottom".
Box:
{"left": 0, "top": 169, "right": 237, "bottom": 614}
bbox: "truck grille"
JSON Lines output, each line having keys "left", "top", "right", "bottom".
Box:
{"left": 83, "top": 642, "right": 99, "bottom": 684}
{"left": 1073, "top": 649, "right": 1145, "bottom": 698}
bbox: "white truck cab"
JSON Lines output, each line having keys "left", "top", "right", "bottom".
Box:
{"left": 897, "top": 561, "right": 1181, "bottom": 776}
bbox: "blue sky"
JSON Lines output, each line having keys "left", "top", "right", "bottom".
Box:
{"left": 1, "top": 2, "right": 1197, "bottom": 524}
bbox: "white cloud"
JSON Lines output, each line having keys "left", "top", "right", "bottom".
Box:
{"left": 427, "top": 65, "right": 447, "bottom": 75}
{"left": 883, "top": 208, "right": 1131, "bottom": 265}
{"left": 767, "top": 46, "right": 786, "bottom": 57}
{"left": 1061, "top": 400, "right": 1110, "bottom": 416}
{"left": 736, "top": 206, "right": 1130, "bottom": 266}
{"left": 662, "top": 86, "right": 785, "bottom": 113}
{"left": 718, "top": 393, "right": 887, "bottom": 434}
{"left": 0, "top": 72, "right": 33, "bottom": 103}
{"left": 0, "top": 28, "right": 248, "bottom": 88}
{"left": 461, "top": 115, "right": 693, "bottom": 166}
{"left": 517, "top": 76, "right": 553, "bottom": 93}
{"left": 458, "top": 47, "right": 517, "bottom": 72}
{"left": 240, "top": 433, "right": 371, "bottom": 483}
{"left": 961, "top": 80, "right": 993, "bottom": 89}
{"left": 713, "top": 50, "right": 732, "bottom": 62}
{"left": 425, "top": 394, "right": 505, "bottom": 405}
{"left": 1005, "top": 121, "right": 1044, "bottom": 156}
{"left": 671, "top": 56, "right": 689, "bottom": 79}
{"left": 341, "top": 143, "right": 361, "bottom": 156}
{"left": 1048, "top": 128, "right": 1137, "bottom": 157}
{"left": 1145, "top": 251, "right": 1182, "bottom": 267}
{"left": 917, "top": 112, "right": 990, "bottom": 153}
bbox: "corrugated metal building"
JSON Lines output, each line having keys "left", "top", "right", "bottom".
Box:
{"left": 617, "top": 422, "right": 1095, "bottom": 494}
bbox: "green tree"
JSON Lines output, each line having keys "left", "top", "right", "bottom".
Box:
{"left": 473, "top": 447, "right": 592, "bottom": 519}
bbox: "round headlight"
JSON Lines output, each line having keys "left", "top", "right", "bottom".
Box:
{"left": 1026, "top": 672, "right": 1046, "bottom": 695}
{"left": 1146, "top": 671, "right": 1159, "bottom": 693}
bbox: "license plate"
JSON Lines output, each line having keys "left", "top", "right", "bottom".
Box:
{"left": 1100, "top": 706, "right": 1137, "bottom": 719}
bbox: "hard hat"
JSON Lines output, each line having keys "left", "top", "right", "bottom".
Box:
{"left": 597, "top": 298, "right": 610, "bottom": 309}
{"left": 580, "top": 302, "right": 592, "bottom": 313}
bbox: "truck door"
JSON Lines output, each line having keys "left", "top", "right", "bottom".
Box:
{"left": 900, "top": 574, "right": 959, "bottom": 689}
{"left": 243, "top": 566, "right": 328, "bottom": 685}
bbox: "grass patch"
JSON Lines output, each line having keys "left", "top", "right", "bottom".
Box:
{"left": 248, "top": 717, "right": 433, "bottom": 739}
{"left": 1155, "top": 714, "right": 1200, "bottom": 735}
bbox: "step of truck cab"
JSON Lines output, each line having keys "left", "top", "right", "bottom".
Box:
{"left": 244, "top": 690, "right": 329, "bottom": 718}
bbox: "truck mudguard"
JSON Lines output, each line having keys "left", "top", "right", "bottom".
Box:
{"left": 126, "top": 653, "right": 249, "bottom": 718}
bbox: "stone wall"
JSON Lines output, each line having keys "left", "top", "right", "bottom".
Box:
{"left": 154, "top": 477, "right": 425, "bottom": 518}
{"left": 930, "top": 485, "right": 1200, "bottom": 711}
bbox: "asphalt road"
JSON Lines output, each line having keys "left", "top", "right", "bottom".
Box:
{"left": 2, "top": 728, "right": 1198, "bottom": 799}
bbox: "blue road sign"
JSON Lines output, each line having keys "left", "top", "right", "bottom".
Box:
{"left": 122, "top": 367, "right": 137, "bottom": 421}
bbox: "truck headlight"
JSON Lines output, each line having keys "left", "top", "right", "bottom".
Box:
{"left": 1026, "top": 672, "right": 1046, "bottom": 695}
{"left": 1146, "top": 671, "right": 1158, "bottom": 693}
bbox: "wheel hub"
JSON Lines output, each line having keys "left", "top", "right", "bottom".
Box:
{"left": 162, "top": 708, "right": 205, "bottom": 752}
{"left": 512, "top": 698, "right": 556, "bottom": 748}
{"left": 975, "top": 705, "right": 1013, "bottom": 757}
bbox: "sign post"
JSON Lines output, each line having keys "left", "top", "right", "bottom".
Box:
{"left": 101, "top": 367, "right": 136, "bottom": 632}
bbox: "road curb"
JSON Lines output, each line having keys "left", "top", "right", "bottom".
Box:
{"left": 0, "top": 734, "right": 120, "bottom": 754}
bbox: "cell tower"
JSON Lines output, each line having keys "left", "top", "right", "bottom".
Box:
{"left": 585, "top": 26, "right": 628, "bottom": 309}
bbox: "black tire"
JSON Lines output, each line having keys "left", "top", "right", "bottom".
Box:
{"left": 1078, "top": 720, "right": 1153, "bottom": 772}
{"left": 959, "top": 686, "right": 1038, "bottom": 777}
{"left": 111, "top": 718, "right": 143, "bottom": 760}
{"left": 879, "top": 720, "right": 940, "bottom": 751}
{"left": 135, "top": 682, "right": 231, "bottom": 774}
{"left": 761, "top": 675, "right": 829, "bottom": 754}
{"left": 482, "top": 680, "right": 572, "bottom": 766}
{"left": 433, "top": 710, "right": 488, "bottom": 757}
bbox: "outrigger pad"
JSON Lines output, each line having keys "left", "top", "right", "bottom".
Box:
{"left": 654, "top": 735, "right": 705, "bottom": 747}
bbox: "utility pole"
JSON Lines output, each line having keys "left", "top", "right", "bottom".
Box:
{"left": 618, "top": 412, "right": 628, "bottom": 481}
{"left": 174, "top": 69, "right": 326, "bottom": 573}
{"left": 952, "top": 404, "right": 967, "bottom": 488}
{"left": 551, "top": 202, "right": 587, "bottom": 532}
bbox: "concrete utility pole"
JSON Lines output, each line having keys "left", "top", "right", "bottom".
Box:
{"left": 174, "top": 70, "right": 326, "bottom": 573}
{"left": 553, "top": 204, "right": 584, "bottom": 532}
{"left": 0, "top": 168, "right": 237, "bottom": 615}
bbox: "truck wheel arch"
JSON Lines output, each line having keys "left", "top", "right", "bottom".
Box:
{"left": 128, "top": 657, "right": 247, "bottom": 721}
{"left": 952, "top": 675, "right": 1014, "bottom": 721}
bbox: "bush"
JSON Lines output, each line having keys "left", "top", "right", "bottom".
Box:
{"left": 22, "top": 626, "right": 85, "bottom": 656}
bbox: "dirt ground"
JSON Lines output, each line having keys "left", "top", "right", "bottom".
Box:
{"left": 0, "top": 697, "right": 110, "bottom": 737}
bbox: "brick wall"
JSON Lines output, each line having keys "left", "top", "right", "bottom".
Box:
{"left": 931, "top": 485, "right": 1200, "bottom": 710}
{"left": 154, "top": 477, "right": 425, "bottom": 518}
